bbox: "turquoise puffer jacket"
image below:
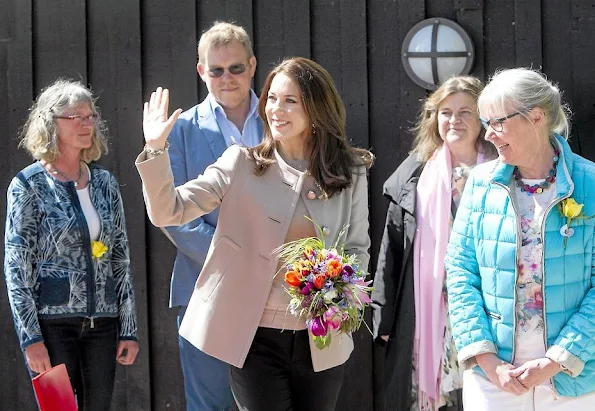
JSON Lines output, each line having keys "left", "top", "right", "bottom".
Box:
{"left": 445, "top": 134, "right": 595, "bottom": 397}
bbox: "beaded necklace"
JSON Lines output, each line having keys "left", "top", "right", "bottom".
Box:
{"left": 513, "top": 145, "right": 560, "bottom": 195}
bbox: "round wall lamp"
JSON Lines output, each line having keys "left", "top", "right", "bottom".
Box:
{"left": 402, "top": 18, "right": 475, "bottom": 90}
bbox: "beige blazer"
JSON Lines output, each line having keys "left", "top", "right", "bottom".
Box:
{"left": 136, "top": 145, "right": 370, "bottom": 371}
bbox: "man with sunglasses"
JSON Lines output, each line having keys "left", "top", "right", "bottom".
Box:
{"left": 163, "top": 21, "right": 263, "bottom": 411}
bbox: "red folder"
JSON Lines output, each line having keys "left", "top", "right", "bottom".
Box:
{"left": 32, "top": 363, "right": 78, "bottom": 411}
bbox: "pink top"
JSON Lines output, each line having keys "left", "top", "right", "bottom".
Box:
{"left": 259, "top": 160, "right": 315, "bottom": 330}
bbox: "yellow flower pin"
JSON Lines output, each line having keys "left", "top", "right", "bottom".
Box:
{"left": 561, "top": 198, "right": 583, "bottom": 219}
{"left": 558, "top": 198, "right": 593, "bottom": 247}
{"left": 91, "top": 241, "right": 108, "bottom": 258}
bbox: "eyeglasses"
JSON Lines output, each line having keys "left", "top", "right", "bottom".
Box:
{"left": 479, "top": 111, "right": 522, "bottom": 132}
{"left": 207, "top": 63, "right": 248, "bottom": 78}
{"left": 53, "top": 113, "right": 98, "bottom": 125}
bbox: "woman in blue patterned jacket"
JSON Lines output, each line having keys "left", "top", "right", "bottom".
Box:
{"left": 445, "top": 68, "right": 595, "bottom": 410}
{"left": 4, "top": 79, "right": 138, "bottom": 410}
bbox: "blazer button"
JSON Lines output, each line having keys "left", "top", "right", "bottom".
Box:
{"left": 307, "top": 190, "right": 316, "bottom": 200}
{"left": 322, "top": 226, "right": 330, "bottom": 236}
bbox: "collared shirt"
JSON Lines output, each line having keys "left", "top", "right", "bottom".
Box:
{"left": 208, "top": 90, "right": 261, "bottom": 148}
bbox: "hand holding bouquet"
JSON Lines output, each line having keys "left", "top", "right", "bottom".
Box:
{"left": 274, "top": 219, "right": 372, "bottom": 349}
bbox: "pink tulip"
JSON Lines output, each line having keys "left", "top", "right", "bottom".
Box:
{"left": 323, "top": 306, "right": 345, "bottom": 329}
{"left": 309, "top": 317, "right": 328, "bottom": 336}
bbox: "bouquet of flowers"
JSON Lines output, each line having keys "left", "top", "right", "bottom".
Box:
{"left": 274, "top": 218, "right": 373, "bottom": 349}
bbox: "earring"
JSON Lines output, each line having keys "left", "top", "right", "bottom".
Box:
{"left": 312, "top": 124, "right": 316, "bottom": 135}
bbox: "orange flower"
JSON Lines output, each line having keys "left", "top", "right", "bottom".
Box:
{"left": 313, "top": 275, "right": 326, "bottom": 290}
{"left": 285, "top": 271, "right": 303, "bottom": 287}
{"left": 326, "top": 259, "right": 343, "bottom": 278}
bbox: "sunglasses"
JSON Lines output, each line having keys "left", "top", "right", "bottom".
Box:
{"left": 207, "top": 63, "right": 248, "bottom": 78}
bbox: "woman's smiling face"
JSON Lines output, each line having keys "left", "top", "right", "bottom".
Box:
{"left": 480, "top": 104, "right": 544, "bottom": 167}
{"left": 436, "top": 92, "right": 481, "bottom": 150}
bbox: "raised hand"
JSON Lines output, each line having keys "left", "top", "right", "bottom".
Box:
{"left": 142, "top": 87, "right": 182, "bottom": 151}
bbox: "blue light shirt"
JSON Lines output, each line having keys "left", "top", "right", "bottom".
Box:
{"left": 208, "top": 90, "right": 261, "bottom": 148}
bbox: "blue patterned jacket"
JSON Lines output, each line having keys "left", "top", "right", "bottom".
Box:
{"left": 4, "top": 162, "right": 137, "bottom": 349}
{"left": 445, "top": 134, "right": 595, "bottom": 397}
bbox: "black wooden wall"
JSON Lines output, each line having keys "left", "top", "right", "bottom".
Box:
{"left": 1, "top": 1, "right": 594, "bottom": 410}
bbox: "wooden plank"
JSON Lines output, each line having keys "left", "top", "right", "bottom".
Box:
{"left": 253, "top": 0, "right": 310, "bottom": 91}
{"left": 571, "top": 18, "right": 595, "bottom": 160}
{"left": 196, "top": 0, "right": 254, "bottom": 99}
{"left": 455, "top": 0, "right": 482, "bottom": 9}
{"left": 86, "top": 1, "right": 151, "bottom": 409}
{"left": 33, "top": 0, "right": 87, "bottom": 90}
{"left": 542, "top": 0, "right": 575, "bottom": 151}
{"left": 368, "top": 0, "right": 425, "bottom": 408}
{"left": 514, "top": 0, "right": 542, "bottom": 68}
{"left": 456, "top": 0, "right": 485, "bottom": 80}
{"left": 141, "top": 1, "right": 197, "bottom": 409}
{"left": 483, "top": 0, "right": 516, "bottom": 74}
{"left": 1, "top": 0, "right": 36, "bottom": 408}
{"left": 338, "top": 1, "right": 370, "bottom": 151}
{"left": 311, "top": 0, "right": 341, "bottom": 74}
{"left": 5, "top": 0, "right": 34, "bottom": 177}
{"left": 142, "top": 0, "right": 197, "bottom": 111}
{"left": 368, "top": 0, "right": 425, "bottom": 264}
{"left": 427, "top": 0, "right": 456, "bottom": 20}
{"left": 311, "top": 4, "right": 372, "bottom": 409}
{"left": 571, "top": 0, "right": 595, "bottom": 19}
{"left": 457, "top": 8, "right": 485, "bottom": 80}
{"left": 311, "top": 0, "right": 370, "bottom": 149}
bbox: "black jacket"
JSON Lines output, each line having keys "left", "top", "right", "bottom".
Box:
{"left": 372, "top": 154, "right": 422, "bottom": 411}
{"left": 372, "top": 153, "right": 466, "bottom": 411}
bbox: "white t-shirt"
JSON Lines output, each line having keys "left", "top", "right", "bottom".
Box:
{"left": 76, "top": 167, "right": 101, "bottom": 241}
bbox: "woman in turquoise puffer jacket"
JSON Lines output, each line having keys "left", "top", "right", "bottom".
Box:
{"left": 445, "top": 68, "right": 595, "bottom": 410}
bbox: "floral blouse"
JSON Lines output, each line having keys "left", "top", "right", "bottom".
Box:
{"left": 513, "top": 181, "right": 557, "bottom": 336}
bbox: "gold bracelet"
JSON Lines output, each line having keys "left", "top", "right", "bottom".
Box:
{"left": 144, "top": 141, "right": 169, "bottom": 156}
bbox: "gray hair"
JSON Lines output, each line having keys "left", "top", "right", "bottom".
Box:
{"left": 20, "top": 78, "right": 108, "bottom": 163}
{"left": 197, "top": 21, "right": 254, "bottom": 65}
{"left": 478, "top": 68, "right": 571, "bottom": 138}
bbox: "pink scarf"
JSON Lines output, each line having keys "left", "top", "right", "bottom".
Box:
{"left": 413, "top": 144, "right": 486, "bottom": 407}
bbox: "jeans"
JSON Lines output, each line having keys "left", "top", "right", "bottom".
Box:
{"left": 229, "top": 327, "right": 345, "bottom": 411}
{"left": 177, "top": 307, "right": 233, "bottom": 411}
{"left": 37, "top": 316, "right": 118, "bottom": 411}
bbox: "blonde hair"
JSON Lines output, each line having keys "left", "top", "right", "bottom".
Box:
{"left": 197, "top": 21, "right": 254, "bottom": 64}
{"left": 411, "top": 76, "right": 495, "bottom": 163}
{"left": 20, "top": 78, "right": 108, "bottom": 163}
{"left": 478, "top": 68, "right": 571, "bottom": 139}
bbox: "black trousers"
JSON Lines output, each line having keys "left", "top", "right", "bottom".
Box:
{"left": 37, "top": 317, "right": 118, "bottom": 411}
{"left": 230, "top": 327, "right": 345, "bottom": 411}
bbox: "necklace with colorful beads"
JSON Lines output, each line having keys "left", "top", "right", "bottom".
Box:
{"left": 513, "top": 145, "right": 559, "bottom": 195}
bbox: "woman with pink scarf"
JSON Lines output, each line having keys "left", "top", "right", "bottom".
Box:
{"left": 371, "top": 76, "right": 496, "bottom": 411}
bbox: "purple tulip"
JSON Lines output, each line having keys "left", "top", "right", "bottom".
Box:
{"left": 300, "top": 282, "right": 313, "bottom": 295}
{"left": 310, "top": 317, "right": 328, "bottom": 336}
{"left": 341, "top": 265, "right": 354, "bottom": 278}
